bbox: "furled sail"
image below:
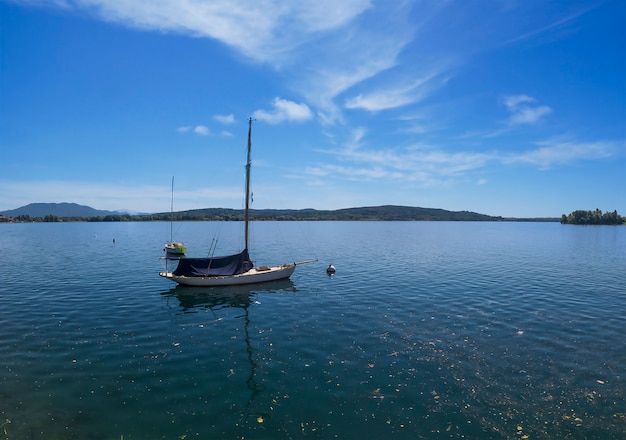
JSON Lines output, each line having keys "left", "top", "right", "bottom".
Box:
{"left": 172, "top": 249, "right": 253, "bottom": 277}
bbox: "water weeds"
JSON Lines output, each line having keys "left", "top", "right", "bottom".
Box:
{"left": 2, "top": 419, "right": 11, "bottom": 440}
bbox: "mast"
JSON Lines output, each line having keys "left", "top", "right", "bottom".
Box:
{"left": 170, "top": 176, "right": 175, "bottom": 241}
{"left": 244, "top": 117, "right": 253, "bottom": 250}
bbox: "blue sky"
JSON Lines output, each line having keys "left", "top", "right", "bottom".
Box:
{"left": 1, "top": 0, "right": 624, "bottom": 217}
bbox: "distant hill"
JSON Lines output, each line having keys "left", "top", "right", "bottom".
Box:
{"left": 1, "top": 202, "right": 558, "bottom": 222}
{"left": 333, "top": 205, "right": 498, "bottom": 221}
{"left": 146, "top": 204, "right": 505, "bottom": 221}
{"left": 0, "top": 202, "right": 117, "bottom": 218}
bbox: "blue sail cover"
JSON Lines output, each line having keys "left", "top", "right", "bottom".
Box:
{"left": 172, "top": 249, "right": 253, "bottom": 277}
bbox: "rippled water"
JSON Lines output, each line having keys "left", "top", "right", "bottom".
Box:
{"left": 0, "top": 221, "right": 624, "bottom": 439}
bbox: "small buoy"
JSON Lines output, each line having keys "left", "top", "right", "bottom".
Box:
{"left": 326, "top": 264, "right": 336, "bottom": 274}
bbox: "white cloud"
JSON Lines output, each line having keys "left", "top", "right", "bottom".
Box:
{"left": 253, "top": 97, "right": 313, "bottom": 124}
{"left": 346, "top": 89, "right": 412, "bottom": 113}
{"left": 509, "top": 106, "right": 552, "bottom": 125}
{"left": 34, "top": 0, "right": 371, "bottom": 65}
{"left": 504, "top": 94, "right": 534, "bottom": 108}
{"left": 309, "top": 136, "right": 614, "bottom": 184}
{"left": 312, "top": 130, "right": 495, "bottom": 185}
{"left": 503, "top": 94, "right": 552, "bottom": 125}
{"left": 213, "top": 114, "right": 235, "bottom": 124}
{"left": 193, "top": 125, "right": 210, "bottom": 135}
{"left": 7, "top": 0, "right": 72, "bottom": 8}
{"left": 503, "top": 8, "right": 594, "bottom": 46}
{"left": 309, "top": 127, "right": 619, "bottom": 186}
{"left": 177, "top": 125, "right": 211, "bottom": 135}
{"left": 294, "top": 5, "right": 414, "bottom": 123}
{"left": 16, "top": 0, "right": 415, "bottom": 125}
{"left": 345, "top": 72, "right": 446, "bottom": 112}
{"left": 507, "top": 139, "right": 615, "bottom": 168}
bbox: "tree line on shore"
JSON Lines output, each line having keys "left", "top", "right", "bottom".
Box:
{"left": 2, "top": 206, "right": 622, "bottom": 224}
{"left": 1, "top": 205, "right": 504, "bottom": 222}
{"left": 560, "top": 209, "right": 624, "bottom": 225}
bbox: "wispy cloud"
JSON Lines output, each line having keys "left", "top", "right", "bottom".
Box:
{"left": 253, "top": 98, "right": 313, "bottom": 124}
{"left": 344, "top": 72, "right": 446, "bottom": 112}
{"left": 177, "top": 125, "right": 210, "bottom": 135}
{"left": 503, "top": 7, "right": 595, "bottom": 46}
{"left": 11, "top": 0, "right": 417, "bottom": 125}
{"left": 0, "top": 179, "right": 243, "bottom": 212}
{"left": 213, "top": 114, "right": 235, "bottom": 125}
{"left": 293, "top": 3, "right": 415, "bottom": 123}
{"left": 312, "top": 131, "right": 494, "bottom": 185}
{"left": 308, "top": 132, "right": 619, "bottom": 185}
{"left": 503, "top": 94, "right": 552, "bottom": 125}
{"left": 6, "top": 0, "right": 72, "bottom": 8}
{"left": 19, "top": 0, "right": 371, "bottom": 65}
{"left": 507, "top": 139, "right": 616, "bottom": 169}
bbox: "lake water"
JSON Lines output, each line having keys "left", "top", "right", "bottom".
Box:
{"left": 0, "top": 221, "right": 624, "bottom": 439}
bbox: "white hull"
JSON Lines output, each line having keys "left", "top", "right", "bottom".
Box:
{"left": 164, "top": 241, "right": 186, "bottom": 255}
{"left": 160, "top": 263, "right": 296, "bottom": 286}
{"left": 159, "top": 120, "right": 315, "bottom": 287}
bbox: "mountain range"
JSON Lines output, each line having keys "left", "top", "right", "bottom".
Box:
{"left": 0, "top": 202, "right": 120, "bottom": 218}
{"left": 0, "top": 202, "right": 558, "bottom": 222}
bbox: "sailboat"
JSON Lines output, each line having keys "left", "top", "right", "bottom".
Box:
{"left": 163, "top": 176, "right": 187, "bottom": 258}
{"left": 159, "top": 118, "right": 314, "bottom": 286}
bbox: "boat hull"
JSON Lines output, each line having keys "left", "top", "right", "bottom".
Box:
{"left": 164, "top": 241, "right": 186, "bottom": 256}
{"left": 159, "top": 263, "right": 296, "bottom": 286}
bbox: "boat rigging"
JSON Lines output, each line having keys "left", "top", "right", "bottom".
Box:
{"left": 160, "top": 117, "right": 315, "bottom": 286}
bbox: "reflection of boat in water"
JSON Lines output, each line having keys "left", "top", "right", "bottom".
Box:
{"left": 161, "top": 280, "right": 295, "bottom": 424}
{"left": 162, "top": 279, "right": 295, "bottom": 311}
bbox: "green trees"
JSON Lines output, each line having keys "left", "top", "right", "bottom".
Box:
{"left": 43, "top": 214, "right": 61, "bottom": 222}
{"left": 560, "top": 209, "right": 624, "bottom": 225}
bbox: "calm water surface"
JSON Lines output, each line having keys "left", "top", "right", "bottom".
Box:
{"left": 0, "top": 221, "right": 624, "bottom": 439}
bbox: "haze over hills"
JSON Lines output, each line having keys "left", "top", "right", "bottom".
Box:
{"left": 0, "top": 202, "right": 560, "bottom": 221}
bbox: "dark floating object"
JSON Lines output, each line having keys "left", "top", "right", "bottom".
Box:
{"left": 326, "top": 264, "right": 336, "bottom": 275}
